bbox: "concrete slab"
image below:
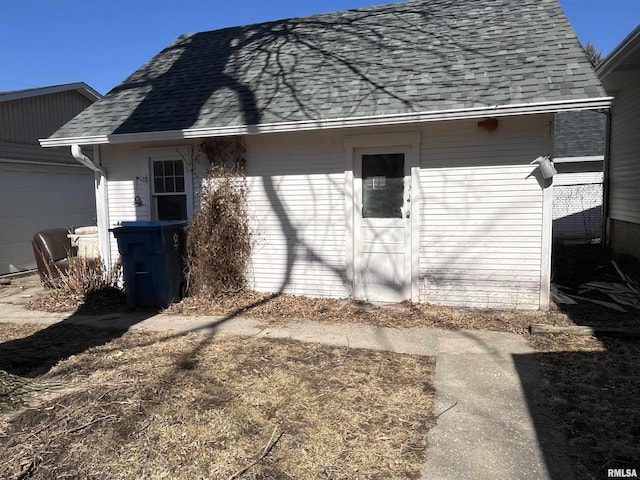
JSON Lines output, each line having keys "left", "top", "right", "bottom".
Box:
{"left": 256, "top": 320, "right": 440, "bottom": 356}
{"left": 422, "top": 351, "right": 549, "bottom": 479}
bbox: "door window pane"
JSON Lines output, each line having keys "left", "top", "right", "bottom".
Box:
{"left": 362, "top": 153, "right": 404, "bottom": 218}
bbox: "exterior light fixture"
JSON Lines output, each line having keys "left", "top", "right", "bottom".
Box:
{"left": 478, "top": 118, "right": 499, "bottom": 131}
{"left": 134, "top": 176, "right": 147, "bottom": 206}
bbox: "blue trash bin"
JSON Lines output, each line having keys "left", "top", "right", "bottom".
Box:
{"left": 110, "top": 221, "right": 186, "bottom": 308}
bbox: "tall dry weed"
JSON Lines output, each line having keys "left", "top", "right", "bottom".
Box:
{"left": 186, "top": 138, "right": 251, "bottom": 294}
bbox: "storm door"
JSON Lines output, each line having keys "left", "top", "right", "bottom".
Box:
{"left": 354, "top": 147, "right": 412, "bottom": 302}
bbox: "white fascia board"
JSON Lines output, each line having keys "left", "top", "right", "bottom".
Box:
{"left": 39, "top": 96, "right": 613, "bottom": 147}
{"left": 40, "top": 135, "right": 110, "bottom": 147}
{"left": 552, "top": 155, "right": 604, "bottom": 164}
{"left": 1, "top": 82, "right": 102, "bottom": 103}
{"left": 597, "top": 25, "right": 640, "bottom": 79}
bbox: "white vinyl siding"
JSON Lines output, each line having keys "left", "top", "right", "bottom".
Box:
{"left": 418, "top": 118, "right": 548, "bottom": 309}
{"left": 244, "top": 133, "right": 347, "bottom": 297}
{"left": 608, "top": 82, "right": 640, "bottom": 224}
{"left": 99, "top": 145, "right": 152, "bottom": 264}
{"left": 99, "top": 145, "right": 199, "bottom": 264}
{"left": 98, "top": 115, "right": 551, "bottom": 309}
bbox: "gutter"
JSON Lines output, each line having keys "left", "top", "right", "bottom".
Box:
{"left": 602, "top": 109, "right": 612, "bottom": 246}
{"left": 40, "top": 96, "right": 613, "bottom": 148}
{"left": 0, "top": 158, "right": 87, "bottom": 168}
{"left": 71, "top": 144, "right": 106, "bottom": 176}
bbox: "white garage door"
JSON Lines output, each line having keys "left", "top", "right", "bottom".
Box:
{"left": 0, "top": 162, "right": 96, "bottom": 274}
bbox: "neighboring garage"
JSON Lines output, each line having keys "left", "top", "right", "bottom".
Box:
{"left": 0, "top": 83, "right": 100, "bottom": 274}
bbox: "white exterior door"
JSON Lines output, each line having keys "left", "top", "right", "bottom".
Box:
{"left": 354, "top": 146, "right": 413, "bottom": 302}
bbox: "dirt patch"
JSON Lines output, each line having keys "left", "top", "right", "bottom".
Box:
{"left": 552, "top": 242, "right": 640, "bottom": 328}
{"left": 527, "top": 333, "right": 640, "bottom": 479}
{"left": 0, "top": 323, "right": 436, "bottom": 479}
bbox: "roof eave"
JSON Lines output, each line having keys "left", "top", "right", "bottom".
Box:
{"left": 40, "top": 96, "right": 613, "bottom": 148}
{"left": 0, "top": 82, "right": 102, "bottom": 103}
{"left": 596, "top": 25, "right": 640, "bottom": 79}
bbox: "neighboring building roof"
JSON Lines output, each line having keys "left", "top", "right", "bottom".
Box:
{"left": 0, "top": 82, "right": 102, "bottom": 103}
{"left": 597, "top": 25, "right": 640, "bottom": 92}
{"left": 554, "top": 110, "right": 606, "bottom": 158}
{"left": 44, "top": 0, "right": 609, "bottom": 146}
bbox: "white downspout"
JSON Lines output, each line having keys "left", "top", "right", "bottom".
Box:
{"left": 70, "top": 144, "right": 111, "bottom": 266}
{"left": 92, "top": 145, "right": 112, "bottom": 267}
{"left": 71, "top": 144, "right": 106, "bottom": 175}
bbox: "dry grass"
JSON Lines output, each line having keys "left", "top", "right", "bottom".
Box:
{"left": 527, "top": 334, "right": 640, "bottom": 479}
{"left": 169, "top": 290, "right": 560, "bottom": 333}
{"left": 0, "top": 323, "right": 436, "bottom": 480}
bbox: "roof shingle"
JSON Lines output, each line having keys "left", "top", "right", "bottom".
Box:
{"left": 50, "top": 0, "right": 607, "bottom": 140}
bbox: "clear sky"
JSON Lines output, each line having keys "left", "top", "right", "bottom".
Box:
{"left": 0, "top": 0, "right": 638, "bottom": 95}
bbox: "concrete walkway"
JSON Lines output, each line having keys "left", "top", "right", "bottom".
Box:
{"left": 0, "top": 298, "right": 573, "bottom": 480}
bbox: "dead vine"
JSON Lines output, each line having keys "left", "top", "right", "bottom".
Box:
{"left": 186, "top": 137, "right": 251, "bottom": 294}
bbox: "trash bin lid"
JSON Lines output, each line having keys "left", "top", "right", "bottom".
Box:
{"left": 110, "top": 220, "right": 186, "bottom": 233}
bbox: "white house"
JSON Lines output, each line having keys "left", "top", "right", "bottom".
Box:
{"left": 597, "top": 25, "right": 640, "bottom": 259}
{"left": 41, "top": 0, "right": 610, "bottom": 309}
{"left": 0, "top": 83, "right": 100, "bottom": 274}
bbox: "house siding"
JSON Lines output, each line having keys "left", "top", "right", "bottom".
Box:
{"left": 245, "top": 133, "right": 348, "bottom": 297}
{"left": 0, "top": 91, "right": 94, "bottom": 144}
{"left": 608, "top": 83, "right": 640, "bottom": 250}
{"left": 99, "top": 115, "right": 551, "bottom": 309}
{"left": 99, "top": 145, "right": 152, "bottom": 263}
{"left": 418, "top": 118, "right": 549, "bottom": 309}
{"left": 0, "top": 90, "right": 97, "bottom": 274}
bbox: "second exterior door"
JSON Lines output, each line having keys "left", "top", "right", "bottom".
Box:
{"left": 354, "top": 146, "right": 412, "bottom": 302}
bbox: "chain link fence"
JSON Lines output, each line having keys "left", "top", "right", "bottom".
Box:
{"left": 553, "top": 182, "right": 603, "bottom": 242}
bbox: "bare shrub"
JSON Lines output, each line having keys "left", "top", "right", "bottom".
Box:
{"left": 43, "top": 257, "right": 124, "bottom": 309}
{"left": 186, "top": 137, "right": 251, "bottom": 294}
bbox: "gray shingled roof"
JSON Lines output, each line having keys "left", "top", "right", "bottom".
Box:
{"left": 554, "top": 111, "right": 606, "bottom": 157}
{"left": 50, "top": 0, "right": 607, "bottom": 140}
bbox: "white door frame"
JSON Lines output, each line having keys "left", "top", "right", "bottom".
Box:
{"left": 344, "top": 132, "right": 421, "bottom": 302}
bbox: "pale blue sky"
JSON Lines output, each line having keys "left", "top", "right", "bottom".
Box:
{"left": 0, "top": 0, "right": 637, "bottom": 95}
